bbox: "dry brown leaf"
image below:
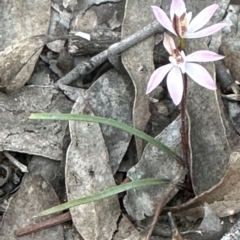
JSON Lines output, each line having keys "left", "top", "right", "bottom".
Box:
{"left": 0, "top": 0, "right": 51, "bottom": 91}
{"left": 0, "top": 86, "right": 72, "bottom": 160}
{"left": 85, "top": 69, "right": 134, "bottom": 173}
{"left": 66, "top": 97, "right": 120, "bottom": 240}
{"left": 0, "top": 37, "right": 46, "bottom": 91}
{"left": 124, "top": 117, "right": 185, "bottom": 220}
{"left": 0, "top": 174, "right": 63, "bottom": 240}
{"left": 121, "top": 0, "right": 161, "bottom": 159}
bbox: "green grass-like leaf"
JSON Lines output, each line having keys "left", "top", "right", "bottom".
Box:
{"left": 29, "top": 113, "right": 183, "bottom": 163}
{"left": 36, "top": 178, "right": 170, "bottom": 217}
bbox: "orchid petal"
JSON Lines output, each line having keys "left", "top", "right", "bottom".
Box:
{"left": 186, "top": 50, "right": 224, "bottom": 62}
{"left": 188, "top": 4, "right": 218, "bottom": 33}
{"left": 186, "top": 12, "right": 192, "bottom": 25}
{"left": 185, "top": 63, "right": 217, "bottom": 90}
{"left": 170, "top": 0, "right": 186, "bottom": 20}
{"left": 167, "top": 67, "right": 183, "bottom": 105}
{"left": 184, "top": 23, "right": 228, "bottom": 38}
{"left": 151, "top": 6, "right": 177, "bottom": 35}
{"left": 146, "top": 64, "right": 173, "bottom": 94}
{"left": 169, "top": 56, "right": 177, "bottom": 66}
{"left": 163, "top": 32, "right": 176, "bottom": 55}
{"left": 178, "top": 62, "right": 186, "bottom": 73}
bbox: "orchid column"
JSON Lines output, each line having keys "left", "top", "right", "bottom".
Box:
{"left": 146, "top": 0, "right": 227, "bottom": 178}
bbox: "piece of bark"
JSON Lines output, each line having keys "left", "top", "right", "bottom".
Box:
{"left": 121, "top": 0, "right": 162, "bottom": 159}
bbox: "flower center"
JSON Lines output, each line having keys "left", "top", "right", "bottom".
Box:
{"left": 172, "top": 49, "right": 184, "bottom": 64}
{"left": 173, "top": 13, "right": 187, "bottom": 37}
{"left": 169, "top": 49, "right": 186, "bottom": 73}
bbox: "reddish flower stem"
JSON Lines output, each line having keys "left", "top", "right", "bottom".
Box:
{"left": 180, "top": 73, "right": 189, "bottom": 167}
{"left": 180, "top": 73, "right": 192, "bottom": 190}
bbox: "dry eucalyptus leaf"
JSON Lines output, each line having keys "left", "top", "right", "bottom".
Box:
{"left": 0, "top": 86, "right": 72, "bottom": 160}
{"left": 85, "top": 69, "right": 134, "bottom": 173}
{"left": 124, "top": 117, "right": 185, "bottom": 220}
{"left": 0, "top": 174, "right": 63, "bottom": 240}
{"left": 121, "top": 0, "right": 161, "bottom": 159}
{"left": 66, "top": 97, "right": 120, "bottom": 240}
{"left": 0, "top": 36, "right": 48, "bottom": 91}
{"left": 28, "top": 156, "right": 65, "bottom": 199}
{"left": 0, "top": 0, "right": 50, "bottom": 91}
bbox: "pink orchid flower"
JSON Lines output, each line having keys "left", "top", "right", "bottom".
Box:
{"left": 146, "top": 33, "right": 224, "bottom": 105}
{"left": 152, "top": 0, "right": 228, "bottom": 38}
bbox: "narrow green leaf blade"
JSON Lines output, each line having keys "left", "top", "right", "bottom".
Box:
{"left": 36, "top": 178, "right": 170, "bottom": 217}
{"left": 29, "top": 113, "right": 183, "bottom": 163}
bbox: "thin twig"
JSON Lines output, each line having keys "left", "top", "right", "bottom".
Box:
{"left": 144, "top": 184, "right": 176, "bottom": 240}
{"left": 3, "top": 151, "right": 28, "bottom": 173}
{"left": 55, "top": 20, "right": 163, "bottom": 87}
{"left": 168, "top": 212, "right": 183, "bottom": 240}
{"left": 15, "top": 212, "right": 71, "bottom": 236}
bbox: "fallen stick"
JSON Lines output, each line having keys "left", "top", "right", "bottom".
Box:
{"left": 55, "top": 20, "right": 163, "bottom": 87}
{"left": 15, "top": 212, "right": 71, "bottom": 237}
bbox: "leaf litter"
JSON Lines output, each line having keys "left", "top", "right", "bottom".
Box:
{"left": 1, "top": 0, "right": 240, "bottom": 239}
